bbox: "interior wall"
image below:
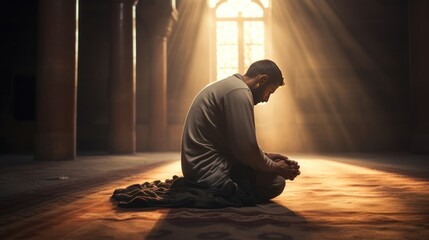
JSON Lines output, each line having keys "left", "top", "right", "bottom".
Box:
{"left": 268, "top": 0, "right": 409, "bottom": 152}
{"left": 136, "top": 0, "right": 210, "bottom": 151}
{"left": 167, "top": 0, "right": 210, "bottom": 150}
{"left": 1, "top": 0, "right": 427, "bottom": 155}
{"left": 0, "top": 0, "right": 38, "bottom": 154}
{"left": 410, "top": 0, "right": 429, "bottom": 153}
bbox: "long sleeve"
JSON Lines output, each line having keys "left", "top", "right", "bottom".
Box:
{"left": 223, "top": 88, "right": 279, "bottom": 173}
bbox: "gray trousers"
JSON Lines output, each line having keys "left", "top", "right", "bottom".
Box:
{"left": 230, "top": 163, "right": 286, "bottom": 203}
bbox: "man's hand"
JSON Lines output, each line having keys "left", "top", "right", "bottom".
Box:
{"left": 266, "top": 152, "right": 300, "bottom": 170}
{"left": 275, "top": 160, "right": 301, "bottom": 180}
{"left": 265, "top": 152, "right": 288, "bottom": 161}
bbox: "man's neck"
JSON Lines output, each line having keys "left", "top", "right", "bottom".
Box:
{"left": 242, "top": 75, "right": 258, "bottom": 90}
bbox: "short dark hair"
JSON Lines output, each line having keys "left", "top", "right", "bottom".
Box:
{"left": 244, "top": 59, "right": 284, "bottom": 86}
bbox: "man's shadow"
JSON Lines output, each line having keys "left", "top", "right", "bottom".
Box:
{"left": 114, "top": 201, "right": 323, "bottom": 240}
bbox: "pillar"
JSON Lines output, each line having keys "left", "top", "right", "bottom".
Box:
{"left": 109, "top": 0, "right": 138, "bottom": 153}
{"left": 35, "top": 0, "right": 78, "bottom": 161}
{"left": 139, "top": 0, "right": 178, "bottom": 151}
{"left": 148, "top": 34, "right": 168, "bottom": 151}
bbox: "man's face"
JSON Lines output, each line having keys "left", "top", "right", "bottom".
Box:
{"left": 251, "top": 82, "right": 279, "bottom": 105}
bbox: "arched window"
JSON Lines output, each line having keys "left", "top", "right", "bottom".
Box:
{"left": 209, "top": 0, "right": 270, "bottom": 81}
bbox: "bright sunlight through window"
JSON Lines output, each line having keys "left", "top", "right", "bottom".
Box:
{"left": 209, "top": 0, "right": 269, "bottom": 80}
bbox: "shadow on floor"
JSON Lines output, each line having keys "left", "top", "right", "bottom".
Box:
{"left": 114, "top": 202, "right": 322, "bottom": 240}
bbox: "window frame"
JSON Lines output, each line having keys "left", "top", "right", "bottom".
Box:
{"left": 209, "top": 0, "right": 272, "bottom": 82}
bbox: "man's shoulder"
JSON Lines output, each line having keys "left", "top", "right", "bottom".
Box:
{"left": 193, "top": 75, "right": 251, "bottom": 107}
{"left": 211, "top": 75, "right": 250, "bottom": 94}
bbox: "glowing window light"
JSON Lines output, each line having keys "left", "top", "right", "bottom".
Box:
{"left": 259, "top": 0, "right": 269, "bottom": 8}
{"left": 241, "top": 2, "right": 264, "bottom": 18}
{"left": 216, "top": 0, "right": 263, "bottom": 18}
{"left": 208, "top": 0, "right": 221, "bottom": 8}
{"left": 210, "top": 0, "right": 269, "bottom": 81}
{"left": 216, "top": 21, "right": 239, "bottom": 79}
{"left": 209, "top": 0, "right": 269, "bottom": 9}
{"left": 244, "top": 21, "right": 264, "bottom": 70}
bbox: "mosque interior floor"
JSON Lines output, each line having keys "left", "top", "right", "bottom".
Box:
{"left": 0, "top": 152, "right": 428, "bottom": 239}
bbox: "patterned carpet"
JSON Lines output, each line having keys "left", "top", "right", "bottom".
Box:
{"left": 0, "top": 155, "right": 428, "bottom": 239}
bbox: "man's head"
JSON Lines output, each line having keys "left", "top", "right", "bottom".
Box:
{"left": 243, "top": 59, "right": 284, "bottom": 105}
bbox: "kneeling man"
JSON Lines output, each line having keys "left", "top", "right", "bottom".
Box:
{"left": 181, "top": 59, "right": 300, "bottom": 203}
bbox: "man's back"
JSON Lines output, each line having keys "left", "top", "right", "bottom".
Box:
{"left": 181, "top": 74, "right": 254, "bottom": 188}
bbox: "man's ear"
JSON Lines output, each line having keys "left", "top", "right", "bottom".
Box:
{"left": 259, "top": 74, "right": 268, "bottom": 84}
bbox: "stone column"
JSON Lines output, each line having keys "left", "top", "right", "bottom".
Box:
{"left": 109, "top": 0, "right": 138, "bottom": 153}
{"left": 148, "top": 34, "right": 168, "bottom": 151}
{"left": 139, "top": 0, "right": 177, "bottom": 151}
{"left": 35, "top": 0, "right": 78, "bottom": 161}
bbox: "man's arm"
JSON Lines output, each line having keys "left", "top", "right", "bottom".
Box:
{"left": 223, "top": 89, "right": 294, "bottom": 177}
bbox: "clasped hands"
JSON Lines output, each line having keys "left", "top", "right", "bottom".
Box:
{"left": 265, "top": 152, "right": 301, "bottom": 181}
